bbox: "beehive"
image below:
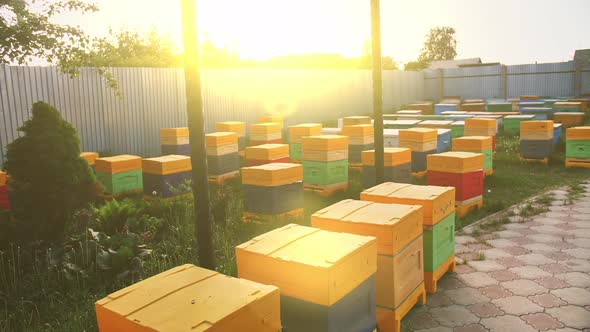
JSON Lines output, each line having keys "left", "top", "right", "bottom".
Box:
{"left": 475, "top": 115, "right": 502, "bottom": 133}
{"left": 311, "top": 200, "right": 424, "bottom": 313}
{"left": 464, "top": 118, "right": 497, "bottom": 151}
{"left": 452, "top": 136, "right": 493, "bottom": 175}
{"left": 518, "top": 101, "right": 545, "bottom": 111}
{"left": 361, "top": 148, "right": 412, "bottom": 188}
{"left": 288, "top": 123, "right": 322, "bottom": 162}
{"left": 417, "top": 120, "right": 453, "bottom": 130}
{"left": 434, "top": 104, "right": 458, "bottom": 115}
{"left": 95, "top": 264, "right": 281, "bottom": 332}
{"left": 461, "top": 103, "right": 485, "bottom": 112}
{"left": 554, "top": 123, "right": 563, "bottom": 145}
{"left": 450, "top": 121, "right": 465, "bottom": 138}
{"left": 565, "top": 127, "right": 590, "bottom": 168}
{"left": 341, "top": 124, "right": 375, "bottom": 165}
{"left": 216, "top": 121, "right": 246, "bottom": 151}
{"left": 302, "top": 136, "right": 349, "bottom": 195}
{"left": 241, "top": 163, "right": 303, "bottom": 222}
{"left": 95, "top": 155, "right": 143, "bottom": 195}
{"left": 245, "top": 144, "right": 290, "bottom": 166}
{"left": 250, "top": 123, "right": 282, "bottom": 146}
{"left": 503, "top": 115, "right": 535, "bottom": 135}
{"left": 399, "top": 128, "right": 437, "bottom": 173}
{"left": 520, "top": 95, "right": 540, "bottom": 101}
{"left": 236, "top": 224, "right": 377, "bottom": 332}
{"left": 567, "top": 99, "right": 589, "bottom": 112}
{"left": 360, "top": 182, "right": 456, "bottom": 294}
{"left": 427, "top": 152, "right": 485, "bottom": 202}
{"left": 205, "top": 132, "right": 240, "bottom": 181}
{"left": 160, "top": 127, "right": 190, "bottom": 156}
{"left": 342, "top": 116, "right": 371, "bottom": 127}
{"left": 553, "top": 112, "right": 585, "bottom": 128}
{"left": 396, "top": 110, "right": 422, "bottom": 115}
{"left": 80, "top": 152, "right": 99, "bottom": 168}
{"left": 383, "top": 120, "right": 421, "bottom": 129}
{"left": 407, "top": 102, "right": 434, "bottom": 115}
{"left": 0, "top": 171, "right": 8, "bottom": 210}
{"left": 554, "top": 101, "right": 583, "bottom": 113}
{"left": 520, "top": 121, "right": 554, "bottom": 161}
{"left": 142, "top": 155, "right": 192, "bottom": 198}
{"left": 259, "top": 115, "right": 284, "bottom": 127}
{"left": 520, "top": 107, "right": 554, "bottom": 120}
{"left": 436, "top": 129, "right": 452, "bottom": 152}
{"left": 384, "top": 129, "right": 400, "bottom": 147}
{"left": 487, "top": 102, "right": 512, "bottom": 112}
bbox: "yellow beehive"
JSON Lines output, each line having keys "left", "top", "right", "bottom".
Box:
{"left": 236, "top": 224, "right": 377, "bottom": 306}
{"left": 0, "top": 171, "right": 5, "bottom": 186}
{"left": 302, "top": 149, "right": 349, "bottom": 162}
{"left": 80, "top": 152, "right": 99, "bottom": 166}
{"left": 361, "top": 183, "right": 455, "bottom": 226}
{"left": 311, "top": 199, "right": 423, "bottom": 256}
{"left": 205, "top": 132, "right": 238, "bottom": 147}
{"left": 215, "top": 121, "right": 246, "bottom": 136}
{"left": 259, "top": 116, "right": 284, "bottom": 127}
{"left": 302, "top": 135, "right": 349, "bottom": 151}
{"left": 95, "top": 264, "right": 281, "bottom": 332}
{"left": 520, "top": 95, "right": 540, "bottom": 100}
{"left": 245, "top": 144, "right": 289, "bottom": 161}
{"left": 250, "top": 123, "right": 282, "bottom": 135}
{"left": 95, "top": 155, "right": 142, "bottom": 174}
{"left": 555, "top": 101, "right": 583, "bottom": 109}
{"left": 398, "top": 140, "right": 438, "bottom": 152}
{"left": 340, "top": 124, "right": 374, "bottom": 137}
{"left": 343, "top": 116, "right": 371, "bottom": 127}
{"left": 465, "top": 118, "right": 496, "bottom": 129}
{"left": 206, "top": 144, "right": 239, "bottom": 156}
{"left": 520, "top": 120, "right": 554, "bottom": 132}
{"left": 241, "top": 163, "right": 302, "bottom": 187}
{"left": 142, "top": 155, "right": 192, "bottom": 175}
{"left": 463, "top": 127, "right": 496, "bottom": 137}
{"left": 417, "top": 120, "right": 453, "bottom": 129}
{"left": 362, "top": 148, "right": 411, "bottom": 167}
{"left": 452, "top": 136, "right": 493, "bottom": 151}
{"left": 289, "top": 123, "right": 322, "bottom": 137}
{"left": 427, "top": 152, "right": 484, "bottom": 173}
{"left": 399, "top": 128, "right": 437, "bottom": 143}
{"left": 160, "top": 127, "right": 189, "bottom": 138}
{"left": 566, "top": 126, "right": 590, "bottom": 140}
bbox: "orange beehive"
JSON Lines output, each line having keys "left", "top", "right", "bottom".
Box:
{"left": 205, "top": 132, "right": 238, "bottom": 147}
{"left": 95, "top": 155, "right": 142, "bottom": 174}
{"left": 241, "top": 163, "right": 303, "bottom": 187}
{"left": 399, "top": 128, "right": 437, "bottom": 143}
{"left": 302, "top": 135, "right": 349, "bottom": 151}
{"left": 465, "top": 118, "right": 496, "bottom": 129}
{"left": 251, "top": 123, "right": 282, "bottom": 134}
{"left": 95, "top": 264, "right": 281, "bottom": 332}
{"left": 361, "top": 148, "right": 411, "bottom": 167}
{"left": 245, "top": 144, "right": 289, "bottom": 161}
{"left": 160, "top": 127, "right": 189, "bottom": 138}
{"left": 259, "top": 116, "right": 284, "bottom": 127}
{"left": 427, "top": 152, "right": 484, "bottom": 173}
{"left": 289, "top": 123, "right": 322, "bottom": 143}
{"left": 566, "top": 126, "right": 590, "bottom": 140}
{"left": 520, "top": 120, "right": 554, "bottom": 132}
{"left": 142, "top": 155, "right": 192, "bottom": 175}
{"left": 80, "top": 152, "right": 99, "bottom": 166}
{"left": 343, "top": 116, "right": 371, "bottom": 127}
{"left": 452, "top": 136, "right": 493, "bottom": 151}
{"left": 215, "top": 121, "right": 246, "bottom": 136}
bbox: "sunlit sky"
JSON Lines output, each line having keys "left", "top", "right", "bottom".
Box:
{"left": 54, "top": 0, "right": 590, "bottom": 65}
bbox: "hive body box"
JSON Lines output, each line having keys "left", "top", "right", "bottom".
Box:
{"left": 450, "top": 121, "right": 465, "bottom": 138}
{"left": 452, "top": 136, "right": 493, "bottom": 175}
{"left": 360, "top": 182, "right": 457, "bottom": 293}
{"left": 0, "top": 171, "right": 8, "bottom": 210}
{"left": 565, "top": 127, "right": 590, "bottom": 168}
{"left": 554, "top": 123, "right": 563, "bottom": 145}
{"left": 241, "top": 163, "right": 303, "bottom": 222}
{"left": 361, "top": 148, "right": 412, "bottom": 188}
{"left": 427, "top": 152, "right": 485, "bottom": 217}
{"left": 384, "top": 120, "right": 422, "bottom": 129}
{"left": 81, "top": 152, "right": 99, "bottom": 170}
{"left": 553, "top": 112, "right": 585, "bottom": 128}
{"left": 160, "top": 127, "right": 190, "bottom": 156}
{"left": 216, "top": 121, "right": 246, "bottom": 152}
{"left": 520, "top": 107, "right": 554, "bottom": 120}
{"left": 341, "top": 124, "right": 375, "bottom": 166}
{"left": 407, "top": 102, "right": 434, "bottom": 115}
{"left": 95, "top": 264, "right": 281, "bottom": 332}
{"left": 487, "top": 102, "right": 512, "bottom": 112}
{"left": 462, "top": 103, "right": 485, "bottom": 112}
{"left": 311, "top": 200, "right": 425, "bottom": 332}
{"left": 95, "top": 155, "right": 143, "bottom": 195}
{"left": 342, "top": 116, "right": 371, "bottom": 127}
{"left": 142, "top": 155, "right": 192, "bottom": 198}
{"left": 288, "top": 123, "right": 322, "bottom": 162}
{"left": 245, "top": 144, "right": 290, "bottom": 166}
{"left": 398, "top": 128, "right": 438, "bottom": 174}
{"left": 206, "top": 132, "right": 240, "bottom": 182}
{"left": 301, "top": 135, "right": 349, "bottom": 195}
{"left": 504, "top": 115, "right": 535, "bottom": 135}
{"left": 436, "top": 129, "right": 452, "bottom": 152}
{"left": 384, "top": 129, "right": 400, "bottom": 147}
{"left": 520, "top": 121, "right": 554, "bottom": 161}
{"left": 464, "top": 118, "right": 497, "bottom": 151}
{"left": 250, "top": 123, "right": 282, "bottom": 146}
{"left": 434, "top": 103, "right": 458, "bottom": 114}
{"left": 236, "top": 224, "right": 377, "bottom": 332}
{"left": 553, "top": 102, "right": 583, "bottom": 113}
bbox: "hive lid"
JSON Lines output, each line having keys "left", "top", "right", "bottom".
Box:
{"left": 452, "top": 136, "right": 493, "bottom": 150}
{"left": 289, "top": 123, "right": 322, "bottom": 137}
{"left": 399, "top": 128, "right": 438, "bottom": 142}
{"left": 241, "top": 162, "right": 302, "bottom": 186}
{"left": 250, "top": 123, "right": 282, "bottom": 134}
{"left": 566, "top": 126, "right": 590, "bottom": 140}
{"left": 361, "top": 148, "right": 411, "bottom": 166}
{"left": 215, "top": 121, "right": 246, "bottom": 134}
{"left": 340, "top": 124, "right": 374, "bottom": 137}
{"left": 427, "top": 151, "right": 485, "bottom": 173}
{"left": 95, "top": 155, "right": 142, "bottom": 174}
{"left": 80, "top": 152, "right": 99, "bottom": 165}
{"left": 245, "top": 144, "right": 289, "bottom": 160}
{"left": 160, "top": 127, "right": 189, "bottom": 138}
{"left": 205, "top": 132, "right": 238, "bottom": 147}
{"left": 302, "top": 135, "right": 349, "bottom": 151}
{"left": 142, "top": 155, "right": 192, "bottom": 175}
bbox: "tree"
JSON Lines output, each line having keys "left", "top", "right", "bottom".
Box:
{"left": 404, "top": 60, "right": 428, "bottom": 71}
{"left": 3, "top": 101, "right": 100, "bottom": 244}
{"left": 417, "top": 26, "right": 457, "bottom": 64}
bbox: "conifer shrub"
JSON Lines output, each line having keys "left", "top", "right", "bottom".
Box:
{"left": 3, "top": 101, "right": 101, "bottom": 244}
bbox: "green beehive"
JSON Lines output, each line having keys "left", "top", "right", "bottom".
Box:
{"left": 301, "top": 160, "right": 348, "bottom": 185}
{"left": 504, "top": 115, "right": 535, "bottom": 135}
{"left": 423, "top": 213, "right": 455, "bottom": 272}
{"left": 290, "top": 143, "right": 302, "bottom": 161}
{"left": 96, "top": 169, "right": 143, "bottom": 194}
{"left": 486, "top": 103, "right": 512, "bottom": 112}
{"left": 450, "top": 121, "right": 464, "bottom": 138}
{"left": 421, "top": 115, "right": 446, "bottom": 121}
{"left": 566, "top": 140, "right": 590, "bottom": 159}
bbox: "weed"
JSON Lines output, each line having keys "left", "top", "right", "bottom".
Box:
{"left": 475, "top": 252, "right": 486, "bottom": 261}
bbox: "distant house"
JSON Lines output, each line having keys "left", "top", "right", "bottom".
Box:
{"left": 428, "top": 58, "right": 482, "bottom": 69}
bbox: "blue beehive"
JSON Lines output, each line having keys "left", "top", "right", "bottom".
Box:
{"left": 434, "top": 104, "right": 458, "bottom": 115}
{"left": 411, "top": 149, "right": 437, "bottom": 172}
{"left": 554, "top": 123, "right": 563, "bottom": 145}
{"left": 436, "top": 129, "right": 452, "bottom": 152}
{"left": 520, "top": 107, "right": 554, "bottom": 120}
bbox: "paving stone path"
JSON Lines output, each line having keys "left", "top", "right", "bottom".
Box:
{"left": 402, "top": 182, "right": 590, "bottom": 331}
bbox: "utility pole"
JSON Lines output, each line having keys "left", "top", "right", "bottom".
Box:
{"left": 179, "top": 0, "right": 215, "bottom": 269}
{"left": 371, "top": 0, "right": 384, "bottom": 184}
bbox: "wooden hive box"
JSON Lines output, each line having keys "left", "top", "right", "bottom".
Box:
{"left": 362, "top": 148, "right": 411, "bottom": 167}
{"left": 288, "top": 123, "right": 322, "bottom": 142}
{"left": 259, "top": 116, "right": 284, "bottom": 127}
{"left": 361, "top": 183, "right": 455, "bottom": 226}
{"left": 80, "top": 152, "right": 99, "bottom": 166}
{"left": 142, "top": 155, "right": 191, "bottom": 175}
{"left": 342, "top": 116, "right": 371, "bottom": 127}
{"left": 0, "top": 171, "right": 5, "bottom": 186}
{"left": 427, "top": 151, "right": 484, "bottom": 173}
{"left": 215, "top": 121, "right": 246, "bottom": 136}
{"left": 95, "top": 155, "right": 142, "bottom": 174}
{"left": 399, "top": 128, "right": 438, "bottom": 143}
{"left": 95, "top": 264, "right": 281, "bottom": 332}
{"left": 566, "top": 126, "right": 590, "bottom": 140}
{"left": 245, "top": 144, "right": 289, "bottom": 166}
{"left": 160, "top": 127, "right": 189, "bottom": 138}
{"left": 302, "top": 135, "right": 349, "bottom": 152}
{"left": 242, "top": 163, "right": 302, "bottom": 187}
{"left": 251, "top": 123, "right": 282, "bottom": 135}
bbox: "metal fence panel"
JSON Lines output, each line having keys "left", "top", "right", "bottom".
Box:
{"left": 507, "top": 62, "right": 575, "bottom": 98}
{"left": 443, "top": 65, "right": 502, "bottom": 99}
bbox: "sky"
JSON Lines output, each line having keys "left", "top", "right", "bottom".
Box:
{"left": 53, "top": 0, "right": 590, "bottom": 65}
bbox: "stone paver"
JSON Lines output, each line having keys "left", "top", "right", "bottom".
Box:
{"left": 402, "top": 182, "right": 590, "bottom": 331}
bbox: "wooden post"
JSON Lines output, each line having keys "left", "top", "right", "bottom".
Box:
{"left": 574, "top": 60, "right": 582, "bottom": 98}
{"left": 370, "top": 0, "right": 384, "bottom": 184}
{"left": 179, "top": 0, "right": 215, "bottom": 269}
{"left": 437, "top": 68, "right": 444, "bottom": 102}
{"left": 501, "top": 65, "right": 507, "bottom": 99}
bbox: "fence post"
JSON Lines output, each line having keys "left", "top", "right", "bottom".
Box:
{"left": 501, "top": 65, "right": 507, "bottom": 99}
{"left": 574, "top": 60, "right": 581, "bottom": 98}
{"left": 437, "top": 68, "right": 444, "bottom": 102}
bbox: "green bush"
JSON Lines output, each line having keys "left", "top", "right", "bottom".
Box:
{"left": 3, "top": 101, "right": 101, "bottom": 245}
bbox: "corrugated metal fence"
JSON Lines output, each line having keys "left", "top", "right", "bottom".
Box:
{"left": 0, "top": 66, "right": 424, "bottom": 167}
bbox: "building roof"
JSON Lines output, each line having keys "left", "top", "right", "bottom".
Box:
{"left": 428, "top": 58, "right": 482, "bottom": 69}
{"left": 574, "top": 49, "right": 590, "bottom": 62}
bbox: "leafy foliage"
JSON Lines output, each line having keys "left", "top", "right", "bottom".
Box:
{"left": 3, "top": 101, "right": 101, "bottom": 244}
{"left": 417, "top": 26, "right": 457, "bottom": 63}
{"left": 404, "top": 60, "right": 429, "bottom": 71}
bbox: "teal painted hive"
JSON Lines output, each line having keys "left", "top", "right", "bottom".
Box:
{"left": 302, "top": 160, "right": 348, "bottom": 185}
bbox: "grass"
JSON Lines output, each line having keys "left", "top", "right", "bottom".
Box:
{"left": 1, "top": 135, "right": 589, "bottom": 331}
